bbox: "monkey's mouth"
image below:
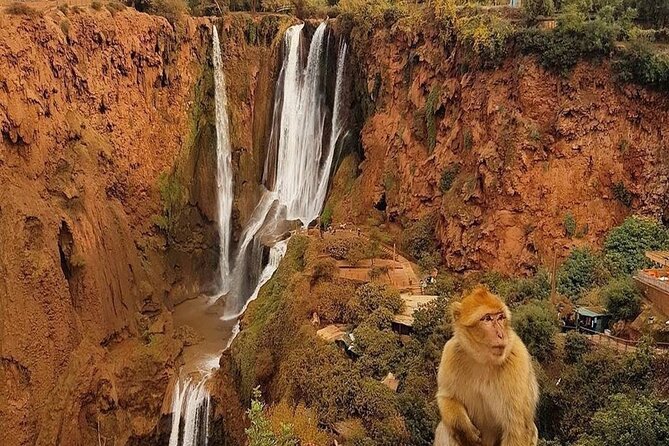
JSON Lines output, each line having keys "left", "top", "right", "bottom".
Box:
{"left": 491, "top": 345, "right": 506, "bottom": 356}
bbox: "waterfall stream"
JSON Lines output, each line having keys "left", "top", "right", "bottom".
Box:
{"left": 169, "top": 22, "right": 348, "bottom": 445}
{"left": 212, "top": 24, "right": 234, "bottom": 295}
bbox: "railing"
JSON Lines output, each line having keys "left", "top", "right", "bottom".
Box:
{"left": 565, "top": 325, "right": 669, "bottom": 353}
{"left": 635, "top": 270, "right": 669, "bottom": 295}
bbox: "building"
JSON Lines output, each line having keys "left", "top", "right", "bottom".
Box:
{"left": 391, "top": 294, "right": 439, "bottom": 335}
{"left": 575, "top": 307, "right": 612, "bottom": 333}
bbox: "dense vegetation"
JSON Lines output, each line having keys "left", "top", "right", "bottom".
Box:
{"left": 232, "top": 213, "right": 669, "bottom": 445}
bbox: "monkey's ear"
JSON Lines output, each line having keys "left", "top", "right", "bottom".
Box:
{"left": 451, "top": 302, "right": 462, "bottom": 322}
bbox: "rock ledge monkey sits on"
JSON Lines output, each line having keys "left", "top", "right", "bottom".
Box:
{"left": 434, "top": 286, "right": 539, "bottom": 446}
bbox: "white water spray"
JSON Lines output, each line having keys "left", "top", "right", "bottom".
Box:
{"left": 168, "top": 378, "right": 211, "bottom": 446}
{"left": 212, "top": 25, "right": 234, "bottom": 294}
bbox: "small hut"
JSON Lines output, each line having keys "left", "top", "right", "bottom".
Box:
{"left": 575, "top": 307, "right": 611, "bottom": 333}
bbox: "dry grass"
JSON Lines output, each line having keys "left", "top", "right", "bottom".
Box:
{"left": 5, "top": 2, "right": 43, "bottom": 17}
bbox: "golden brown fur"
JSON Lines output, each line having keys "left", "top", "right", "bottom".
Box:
{"left": 434, "top": 287, "right": 539, "bottom": 446}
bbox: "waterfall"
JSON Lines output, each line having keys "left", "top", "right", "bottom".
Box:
{"left": 168, "top": 378, "right": 211, "bottom": 446}
{"left": 224, "top": 23, "right": 348, "bottom": 317}
{"left": 212, "top": 25, "right": 234, "bottom": 294}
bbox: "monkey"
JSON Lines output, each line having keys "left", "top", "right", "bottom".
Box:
{"left": 434, "top": 286, "right": 539, "bottom": 446}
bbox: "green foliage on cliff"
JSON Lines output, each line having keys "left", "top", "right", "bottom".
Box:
{"left": 615, "top": 39, "right": 669, "bottom": 90}
{"left": 459, "top": 13, "right": 515, "bottom": 68}
{"left": 602, "top": 277, "right": 642, "bottom": 321}
{"left": 557, "top": 247, "right": 609, "bottom": 300}
{"left": 439, "top": 164, "right": 460, "bottom": 193}
{"left": 425, "top": 87, "right": 441, "bottom": 152}
{"left": 247, "top": 389, "right": 298, "bottom": 446}
{"left": 523, "top": 0, "right": 554, "bottom": 19}
{"left": 513, "top": 300, "right": 559, "bottom": 362}
{"left": 603, "top": 216, "right": 669, "bottom": 275}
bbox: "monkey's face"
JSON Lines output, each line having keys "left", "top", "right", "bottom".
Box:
{"left": 476, "top": 311, "right": 510, "bottom": 363}
{"left": 452, "top": 287, "right": 512, "bottom": 365}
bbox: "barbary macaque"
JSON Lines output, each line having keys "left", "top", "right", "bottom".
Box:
{"left": 434, "top": 287, "right": 539, "bottom": 446}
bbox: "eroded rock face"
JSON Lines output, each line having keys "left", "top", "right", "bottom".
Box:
{"left": 0, "top": 8, "right": 289, "bottom": 445}
{"left": 331, "top": 23, "right": 669, "bottom": 275}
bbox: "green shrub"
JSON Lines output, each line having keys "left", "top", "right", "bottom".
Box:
{"left": 60, "top": 19, "right": 71, "bottom": 37}
{"left": 635, "top": 0, "right": 669, "bottom": 29}
{"left": 615, "top": 40, "right": 669, "bottom": 91}
{"left": 412, "top": 296, "right": 451, "bottom": 342}
{"left": 557, "top": 247, "right": 609, "bottom": 300}
{"left": 564, "top": 331, "right": 590, "bottom": 364}
{"left": 604, "top": 216, "right": 669, "bottom": 275}
{"left": 246, "top": 388, "right": 298, "bottom": 446}
{"left": 458, "top": 14, "right": 515, "bottom": 68}
{"left": 612, "top": 181, "right": 632, "bottom": 206}
{"left": 513, "top": 300, "right": 559, "bottom": 362}
{"left": 325, "top": 236, "right": 368, "bottom": 265}
{"left": 564, "top": 212, "right": 577, "bottom": 237}
{"left": 148, "top": 0, "right": 188, "bottom": 23}
{"left": 517, "top": 13, "right": 617, "bottom": 73}
{"left": 320, "top": 205, "right": 333, "bottom": 228}
{"left": 602, "top": 277, "right": 642, "bottom": 322}
{"left": 353, "top": 324, "right": 403, "bottom": 378}
{"left": 496, "top": 270, "right": 551, "bottom": 306}
{"left": 401, "top": 213, "right": 439, "bottom": 266}
{"left": 91, "top": 0, "right": 103, "bottom": 10}
{"left": 439, "top": 164, "right": 460, "bottom": 193}
{"left": 463, "top": 128, "right": 473, "bottom": 150}
{"left": 315, "top": 281, "right": 355, "bottom": 323}
{"left": 311, "top": 258, "right": 338, "bottom": 283}
{"left": 58, "top": 3, "right": 70, "bottom": 14}
{"left": 425, "top": 87, "right": 441, "bottom": 152}
{"left": 345, "top": 283, "right": 403, "bottom": 323}
{"left": 576, "top": 394, "right": 669, "bottom": 446}
{"left": 523, "top": 0, "right": 554, "bottom": 19}
{"left": 5, "top": 2, "right": 42, "bottom": 16}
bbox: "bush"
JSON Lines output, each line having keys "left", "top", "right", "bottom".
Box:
{"left": 91, "top": 0, "right": 103, "bottom": 10}
{"left": 401, "top": 214, "right": 439, "bottom": 266}
{"left": 60, "top": 19, "right": 71, "bottom": 37}
{"left": 602, "top": 277, "right": 642, "bottom": 322}
{"left": 311, "top": 258, "right": 338, "bottom": 283}
{"left": 5, "top": 2, "right": 42, "bottom": 17}
{"left": 320, "top": 205, "right": 333, "bottom": 228}
{"left": 315, "top": 281, "right": 355, "bottom": 323}
{"left": 106, "top": 1, "right": 125, "bottom": 13}
{"left": 513, "top": 300, "right": 559, "bottom": 362}
{"left": 148, "top": 0, "right": 188, "bottom": 23}
{"left": 564, "top": 331, "right": 590, "bottom": 364}
{"left": 425, "top": 87, "right": 441, "bottom": 152}
{"left": 325, "top": 236, "right": 368, "bottom": 265}
{"left": 439, "top": 164, "right": 460, "bottom": 193}
{"left": 517, "top": 13, "right": 617, "bottom": 73}
{"left": 523, "top": 0, "right": 554, "bottom": 19}
{"left": 604, "top": 216, "right": 669, "bottom": 275}
{"left": 353, "top": 324, "right": 403, "bottom": 378}
{"left": 345, "top": 283, "right": 403, "bottom": 323}
{"left": 496, "top": 270, "right": 551, "bottom": 306}
{"left": 557, "top": 247, "right": 609, "bottom": 300}
{"left": 246, "top": 388, "right": 298, "bottom": 446}
{"left": 615, "top": 40, "right": 669, "bottom": 91}
{"left": 612, "top": 181, "right": 633, "bottom": 206}
{"left": 564, "top": 212, "right": 577, "bottom": 237}
{"left": 458, "top": 14, "right": 515, "bottom": 68}
{"left": 412, "top": 296, "right": 451, "bottom": 342}
{"left": 576, "top": 394, "right": 669, "bottom": 446}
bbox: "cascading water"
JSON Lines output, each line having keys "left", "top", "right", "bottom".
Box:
{"left": 223, "top": 22, "right": 348, "bottom": 318}
{"left": 212, "top": 24, "right": 234, "bottom": 295}
{"left": 169, "top": 22, "right": 349, "bottom": 444}
{"left": 168, "top": 378, "right": 211, "bottom": 446}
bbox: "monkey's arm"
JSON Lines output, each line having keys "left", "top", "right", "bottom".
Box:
{"left": 436, "top": 342, "right": 481, "bottom": 445}
{"left": 437, "top": 395, "right": 482, "bottom": 445}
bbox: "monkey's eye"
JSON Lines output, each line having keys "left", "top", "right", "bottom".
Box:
{"left": 497, "top": 314, "right": 507, "bottom": 322}
{"left": 481, "top": 314, "right": 494, "bottom": 322}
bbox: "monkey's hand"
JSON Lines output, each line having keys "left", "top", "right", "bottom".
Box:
{"left": 438, "top": 397, "right": 482, "bottom": 445}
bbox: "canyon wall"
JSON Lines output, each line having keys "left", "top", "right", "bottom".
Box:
{"left": 0, "top": 7, "right": 289, "bottom": 445}
{"left": 329, "top": 20, "right": 669, "bottom": 275}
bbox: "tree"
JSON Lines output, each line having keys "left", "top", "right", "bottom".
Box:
{"left": 604, "top": 216, "right": 669, "bottom": 275}
{"left": 557, "top": 247, "right": 609, "bottom": 300}
{"left": 524, "top": 0, "right": 555, "bottom": 19}
{"left": 576, "top": 394, "right": 669, "bottom": 446}
{"left": 513, "top": 301, "right": 559, "bottom": 362}
{"left": 602, "top": 277, "right": 642, "bottom": 322}
{"left": 564, "top": 331, "right": 591, "bottom": 364}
